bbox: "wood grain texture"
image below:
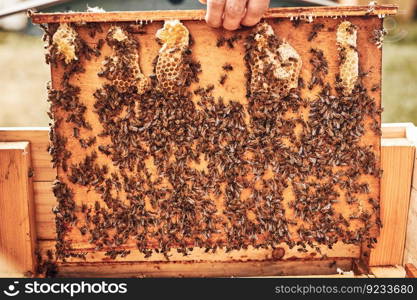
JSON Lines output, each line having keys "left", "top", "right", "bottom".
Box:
{"left": 0, "top": 142, "right": 37, "bottom": 275}
{"left": 405, "top": 263, "right": 417, "bottom": 278}
{"left": 56, "top": 259, "right": 348, "bottom": 278}
{"left": 381, "top": 123, "right": 414, "bottom": 139}
{"left": 339, "top": 0, "right": 414, "bottom": 21}
{"left": 33, "top": 181, "right": 55, "bottom": 240}
{"left": 370, "top": 265, "right": 406, "bottom": 278}
{"left": 404, "top": 123, "right": 417, "bottom": 267}
{"left": 369, "top": 139, "right": 415, "bottom": 266}
{"left": 30, "top": 5, "right": 398, "bottom": 24}
{"left": 404, "top": 188, "right": 417, "bottom": 266}
{"left": 37, "top": 239, "right": 354, "bottom": 277}
{"left": 0, "top": 128, "right": 55, "bottom": 182}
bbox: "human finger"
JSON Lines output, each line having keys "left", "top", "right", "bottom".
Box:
{"left": 222, "top": 0, "right": 248, "bottom": 31}
{"left": 205, "top": 0, "right": 226, "bottom": 28}
{"left": 241, "top": 0, "right": 269, "bottom": 27}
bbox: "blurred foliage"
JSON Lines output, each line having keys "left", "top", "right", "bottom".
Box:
{"left": 382, "top": 20, "right": 417, "bottom": 124}
{"left": 387, "top": 20, "right": 417, "bottom": 45}
{"left": 0, "top": 31, "right": 50, "bottom": 127}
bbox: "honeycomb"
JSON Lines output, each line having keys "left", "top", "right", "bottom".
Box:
{"left": 155, "top": 20, "right": 190, "bottom": 95}
{"left": 101, "top": 26, "right": 149, "bottom": 94}
{"left": 249, "top": 23, "right": 302, "bottom": 97}
{"left": 52, "top": 23, "right": 78, "bottom": 64}
{"left": 110, "top": 26, "right": 128, "bottom": 42}
{"left": 337, "top": 21, "right": 358, "bottom": 96}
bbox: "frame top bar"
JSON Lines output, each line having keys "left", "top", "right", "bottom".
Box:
{"left": 31, "top": 5, "right": 398, "bottom": 24}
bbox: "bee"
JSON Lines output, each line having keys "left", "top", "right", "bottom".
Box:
{"left": 222, "top": 63, "right": 233, "bottom": 72}
{"left": 308, "top": 23, "right": 325, "bottom": 41}
{"left": 219, "top": 74, "right": 228, "bottom": 85}
{"left": 28, "top": 167, "right": 34, "bottom": 178}
{"left": 73, "top": 127, "right": 80, "bottom": 138}
{"left": 216, "top": 36, "right": 226, "bottom": 47}
{"left": 308, "top": 48, "right": 328, "bottom": 89}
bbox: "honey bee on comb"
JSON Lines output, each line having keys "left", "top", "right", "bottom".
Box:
{"left": 337, "top": 21, "right": 359, "bottom": 96}
{"left": 246, "top": 22, "right": 302, "bottom": 98}
{"left": 155, "top": 20, "right": 191, "bottom": 95}
{"left": 99, "top": 26, "right": 150, "bottom": 94}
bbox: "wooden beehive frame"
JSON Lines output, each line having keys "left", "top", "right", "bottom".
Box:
{"left": 1, "top": 5, "right": 404, "bottom": 277}
{"left": 30, "top": 5, "right": 398, "bottom": 23}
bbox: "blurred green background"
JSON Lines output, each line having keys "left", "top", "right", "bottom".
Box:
{"left": 0, "top": 0, "right": 416, "bottom": 126}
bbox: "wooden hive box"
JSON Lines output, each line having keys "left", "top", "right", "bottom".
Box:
{"left": 21, "top": 5, "right": 403, "bottom": 277}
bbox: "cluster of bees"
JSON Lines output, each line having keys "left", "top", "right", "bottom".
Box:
{"left": 43, "top": 18, "right": 382, "bottom": 262}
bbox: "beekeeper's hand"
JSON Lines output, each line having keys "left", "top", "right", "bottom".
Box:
{"left": 199, "top": 0, "right": 270, "bottom": 31}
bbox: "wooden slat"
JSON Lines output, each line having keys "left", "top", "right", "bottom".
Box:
{"left": 381, "top": 123, "right": 417, "bottom": 139}
{"left": 339, "top": 0, "right": 415, "bottom": 21}
{"left": 369, "top": 139, "right": 415, "bottom": 266}
{"left": 34, "top": 182, "right": 55, "bottom": 240}
{"left": 352, "top": 258, "right": 370, "bottom": 275}
{"left": 381, "top": 123, "right": 408, "bottom": 139}
{"left": 404, "top": 123, "right": 417, "bottom": 267}
{"left": 38, "top": 239, "right": 354, "bottom": 277}
{"left": 370, "top": 266, "right": 406, "bottom": 278}
{"left": 40, "top": 240, "right": 360, "bottom": 262}
{"left": 54, "top": 259, "right": 351, "bottom": 277}
{"left": 409, "top": 125, "right": 417, "bottom": 189}
{"left": 0, "top": 128, "right": 55, "bottom": 182}
{"left": 404, "top": 188, "right": 417, "bottom": 266}
{"left": 405, "top": 263, "right": 417, "bottom": 278}
{"left": 30, "top": 5, "right": 398, "bottom": 24}
{"left": 0, "top": 142, "right": 37, "bottom": 275}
